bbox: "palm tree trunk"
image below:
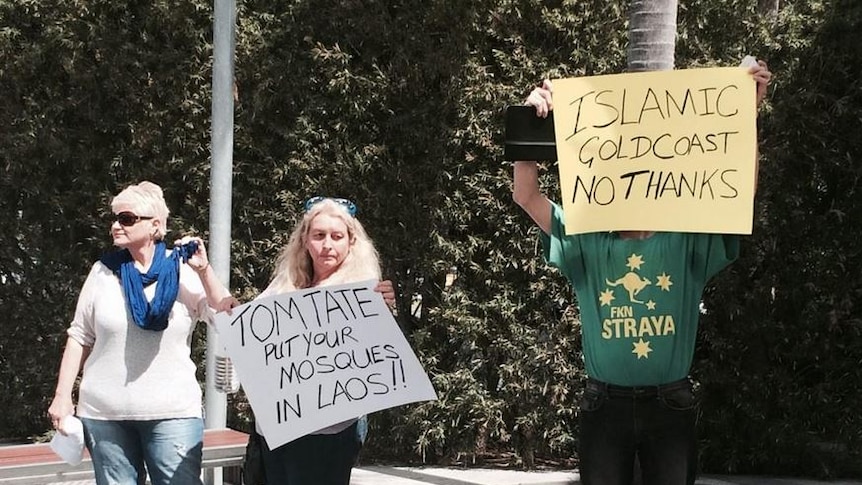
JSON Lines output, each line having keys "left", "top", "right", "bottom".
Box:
{"left": 626, "top": 4, "right": 680, "bottom": 482}
{"left": 758, "top": 0, "right": 780, "bottom": 16}
{"left": 627, "top": 0, "right": 679, "bottom": 72}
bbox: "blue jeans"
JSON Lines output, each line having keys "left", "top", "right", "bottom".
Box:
{"left": 81, "top": 417, "right": 204, "bottom": 485}
{"left": 261, "top": 422, "right": 360, "bottom": 485}
{"left": 579, "top": 378, "right": 698, "bottom": 485}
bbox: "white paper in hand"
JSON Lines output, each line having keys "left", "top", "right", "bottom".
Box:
{"left": 740, "top": 55, "right": 758, "bottom": 68}
{"left": 49, "top": 415, "right": 85, "bottom": 466}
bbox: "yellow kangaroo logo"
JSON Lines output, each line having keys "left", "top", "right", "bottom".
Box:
{"left": 606, "top": 272, "right": 652, "bottom": 304}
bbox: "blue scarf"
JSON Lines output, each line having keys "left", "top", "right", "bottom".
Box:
{"left": 100, "top": 240, "right": 199, "bottom": 331}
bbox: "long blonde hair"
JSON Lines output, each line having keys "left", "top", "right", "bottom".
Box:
{"left": 268, "top": 198, "right": 381, "bottom": 292}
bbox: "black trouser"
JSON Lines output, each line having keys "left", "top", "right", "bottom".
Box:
{"left": 579, "top": 377, "right": 698, "bottom": 485}
{"left": 261, "top": 422, "right": 360, "bottom": 485}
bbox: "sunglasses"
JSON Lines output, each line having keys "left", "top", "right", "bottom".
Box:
{"left": 113, "top": 212, "right": 154, "bottom": 227}
{"left": 303, "top": 196, "right": 357, "bottom": 217}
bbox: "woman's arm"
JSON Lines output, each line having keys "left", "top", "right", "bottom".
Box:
{"left": 48, "top": 337, "right": 91, "bottom": 433}
{"left": 178, "top": 236, "right": 239, "bottom": 312}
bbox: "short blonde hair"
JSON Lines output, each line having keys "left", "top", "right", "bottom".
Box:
{"left": 111, "top": 181, "right": 170, "bottom": 240}
{"left": 268, "top": 198, "right": 381, "bottom": 291}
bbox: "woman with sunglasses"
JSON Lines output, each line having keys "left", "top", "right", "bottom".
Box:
{"left": 47, "top": 181, "right": 237, "bottom": 485}
{"left": 255, "top": 196, "right": 393, "bottom": 485}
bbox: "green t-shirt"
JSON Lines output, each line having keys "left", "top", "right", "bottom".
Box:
{"left": 541, "top": 203, "right": 739, "bottom": 386}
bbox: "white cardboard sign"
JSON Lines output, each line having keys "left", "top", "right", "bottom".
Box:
{"left": 214, "top": 279, "right": 437, "bottom": 449}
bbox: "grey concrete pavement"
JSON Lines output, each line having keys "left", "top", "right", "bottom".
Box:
{"left": 44, "top": 467, "right": 862, "bottom": 485}
{"left": 696, "top": 477, "right": 862, "bottom": 485}
{"left": 352, "top": 467, "right": 862, "bottom": 485}
{"left": 354, "top": 465, "right": 580, "bottom": 484}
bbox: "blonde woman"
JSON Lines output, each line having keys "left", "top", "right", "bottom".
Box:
{"left": 257, "top": 196, "right": 394, "bottom": 485}
{"left": 48, "top": 181, "right": 237, "bottom": 485}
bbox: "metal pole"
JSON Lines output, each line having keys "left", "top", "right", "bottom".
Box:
{"left": 205, "top": 0, "right": 236, "bottom": 483}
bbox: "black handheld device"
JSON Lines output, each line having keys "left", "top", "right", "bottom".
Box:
{"left": 503, "top": 105, "right": 558, "bottom": 161}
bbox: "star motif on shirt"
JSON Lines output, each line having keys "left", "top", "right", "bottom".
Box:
{"left": 632, "top": 338, "right": 653, "bottom": 359}
{"left": 626, "top": 253, "right": 645, "bottom": 271}
{"left": 646, "top": 300, "right": 656, "bottom": 310}
{"left": 656, "top": 272, "right": 673, "bottom": 291}
{"left": 599, "top": 289, "right": 615, "bottom": 306}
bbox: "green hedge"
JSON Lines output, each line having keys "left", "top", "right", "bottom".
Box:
{"left": 1, "top": 0, "right": 860, "bottom": 478}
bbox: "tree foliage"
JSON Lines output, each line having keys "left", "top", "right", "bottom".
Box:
{"left": 1, "top": 0, "right": 860, "bottom": 478}
{"left": 693, "top": 0, "right": 862, "bottom": 476}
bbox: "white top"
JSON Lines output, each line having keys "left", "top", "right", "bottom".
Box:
{"left": 68, "top": 260, "right": 211, "bottom": 420}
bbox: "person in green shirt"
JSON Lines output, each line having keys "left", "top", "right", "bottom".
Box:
{"left": 512, "top": 60, "right": 772, "bottom": 485}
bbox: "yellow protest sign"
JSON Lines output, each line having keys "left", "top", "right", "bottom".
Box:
{"left": 552, "top": 67, "right": 758, "bottom": 235}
